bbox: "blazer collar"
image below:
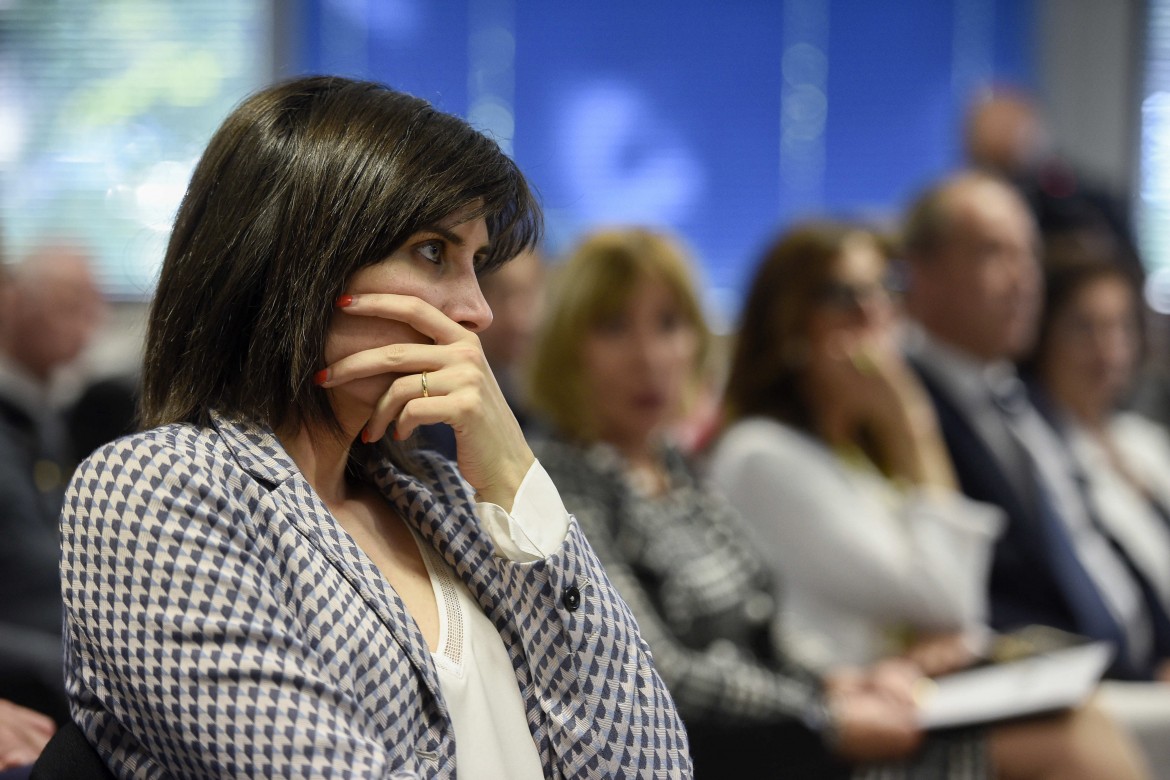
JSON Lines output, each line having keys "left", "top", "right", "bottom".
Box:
{"left": 209, "top": 411, "right": 298, "bottom": 486}
{"left": 209, "top": 411, "right": 448, "bottom": 708}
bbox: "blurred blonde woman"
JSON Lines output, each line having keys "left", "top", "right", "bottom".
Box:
{"left": 532, "top": 227, "right": 1003, "bottom": 779}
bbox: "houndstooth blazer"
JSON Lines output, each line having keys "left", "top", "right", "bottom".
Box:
{"left": 60, "top": 413, "right": 691, "bottom": 779}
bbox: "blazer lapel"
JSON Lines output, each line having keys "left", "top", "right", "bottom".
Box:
{"left": 210, "top": 413, "right": 445, "bottom": 705}
{"left": 364, "top": 451, "right": 499, "bottom": 608}
{"left": 910, "top": 361, "right": 1035, "bottom": 523}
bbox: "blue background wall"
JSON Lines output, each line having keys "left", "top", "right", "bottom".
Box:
{"left": 289, "top": 0, "right": 1036, "bottom": 322}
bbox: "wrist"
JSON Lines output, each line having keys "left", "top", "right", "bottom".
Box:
{"left": 473, "top": 451, "right": 535, "bottom": 512}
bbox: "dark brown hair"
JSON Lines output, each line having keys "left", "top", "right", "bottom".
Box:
{"left": 724, "top": 220, "right": 882, "bottom": 431}
{"left": 141, "top": 76, "right": 541, "bottom": 432}
{"left": 1023, "top": 250, "right": 1144, "bottom": 378}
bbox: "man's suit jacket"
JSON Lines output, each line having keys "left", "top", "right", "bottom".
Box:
{"left": 0, "top": 392, "right": 67, "bottom": 637}
{"left": 61, "top": 413, "right": 691, "bottom": 779}
{"left": 915, "top": 366, "right": 1170, "bottom": 680}
{"left": 912, "top": 367, "right": 1085, "bottom": 635}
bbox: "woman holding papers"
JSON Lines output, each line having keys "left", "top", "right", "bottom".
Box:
{"left": 712, "top": 221, "right": 1002, "bottom": 674}
{"left": 530, "top": 227, "right": 1144, "bottom": 778}
{"left": 709, "top": 221, "right": 1148, "bottom": 777}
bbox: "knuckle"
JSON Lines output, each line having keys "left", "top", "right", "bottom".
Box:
{"left": 454, "top": 364, "right": 479, "bottom": 386}
{"left": 453, "top": 343, "right": 481, "bottom": 365}
{"left": 381, "top": 343, "right": 406, "bottom": 363}
{"left": 454, "top": 393, "right": 478, "bottom": 417}
{"left": 406, "top": 298, "right": 428, "bottom": 319}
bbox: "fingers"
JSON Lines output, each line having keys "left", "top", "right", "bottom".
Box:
{"left": 829, "top": 689, "right": 923, "bottom": 763}
{"left": 337, "top": 293, "right": 471, "bottom": 346}
{"left": 0, "top": 700, "right": 54, "bottom": 769}
{"left": 362, "top": 363, "right": 488, "bottom": 442}
{"left": 823, "top": 666, "right": 866, "bottom": 695}
{"left": 867, "top": 658, "right": 923, "bottom": 708}
{"left": 315, "top": 341, "right": 481, "bottom": 388}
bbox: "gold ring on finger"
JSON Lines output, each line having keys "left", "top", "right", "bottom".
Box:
{"left": 420, "top": 371, "right": 429, "bottom": 398}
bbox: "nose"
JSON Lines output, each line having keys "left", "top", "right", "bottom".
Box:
{"left": 443, "top": 271, "right": 494, "bottom": 333}
{"left": 633, "top": 326, "right": 677, "bottom": 372}
{"left": 1096, "top": 320, "right": 1136, "bottom": 367}
{"left": 1007, "top": 247, "right": 1041, "bottom": 292}
{"left": 855, "top": 295, "right": 885, "bottom": 327}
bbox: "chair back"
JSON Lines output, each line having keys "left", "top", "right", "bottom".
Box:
{"left": 30, "top": 721, "right": 114, "bottom": 780}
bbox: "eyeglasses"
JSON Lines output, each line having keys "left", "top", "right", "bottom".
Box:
{"left": 813, "top": 279, "right": 895, "bottom": 311}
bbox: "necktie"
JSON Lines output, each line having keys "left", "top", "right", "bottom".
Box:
{"left": 1069, "top": 462, "right": 1170, "bottom": 671}
{"left": 990, "top": 378, "right": 1132, "bottom": 660}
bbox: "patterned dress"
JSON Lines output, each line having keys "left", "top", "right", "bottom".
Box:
{"left": 536, "top": 435, "right": 989, "bottom": 779}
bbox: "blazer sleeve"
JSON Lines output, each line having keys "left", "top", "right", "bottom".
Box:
{"left": 398, "top": 447, "right": 693, "bottom": 778}
{"left": 61, "top": 435, "right": 422, "bottom": 779}
{"left": 712, "top": 422, "right": 1002, "bottom": 631}
{"left": 479, "top": 509, "right": 694, "bottom": 777}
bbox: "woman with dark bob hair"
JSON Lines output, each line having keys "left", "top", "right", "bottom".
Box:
{"left": 59, "top": 76, "right": 689, "bottom": 778}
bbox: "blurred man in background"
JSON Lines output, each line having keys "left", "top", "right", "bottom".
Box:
{"left": 0, "top": 242, "right": 105, "bottom": 773}
{"left": 903, "top": 171, "right": 1170, "bottom": 681}
{"left": 964, "top": 88, "right": 1143, "bottom": 284}
{"left": 479, "top": 247, "right": 546, "bottom": 431}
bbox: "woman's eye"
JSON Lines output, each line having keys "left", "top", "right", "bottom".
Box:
{"left": 417, "top": 242, "right": 443, "bottom": 265}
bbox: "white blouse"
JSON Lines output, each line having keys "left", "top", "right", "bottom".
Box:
{"left": 408, "top": 460, "right": 569, "bottom": 780}
{"left": 710, "top": 418, "right": 1003, "bottom": 669}
{"left": 1068, "top": 412, "right": 1170, "bottom": 610}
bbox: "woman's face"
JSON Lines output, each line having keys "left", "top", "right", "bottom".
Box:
{"left": 1040, "top": 274, "right": 1139, "bottom": 417}
{"left": 324, "top": 204, "right": 493, "bottom": 412}
{"left": 803, "top": 234, "right": 895, "bottom": 355}
{"left": 580, "top": 274, "right": 699, "bottom": 450}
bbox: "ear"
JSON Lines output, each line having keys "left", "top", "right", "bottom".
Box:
{"left": 0, "top": 276, "right": 18, "bottom": 320}
{"left": 901, "top": 256, "right": 933, "bottom": 317}
{"left": 0, "top": 279, "right": 20, "bottom": 347}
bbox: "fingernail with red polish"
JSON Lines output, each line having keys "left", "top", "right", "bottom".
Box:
{"left": 313, "top": 369, "right": 329, "bottom": 385}
{"left": 360, "top": 428, "right": 370, "bottom": 444}
{"left": 336, "top": 294, "right": 353, "bottom": 308}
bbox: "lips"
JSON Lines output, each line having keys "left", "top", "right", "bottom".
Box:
{"left": 632, "top": 391, "right": 668, "bottom": 411}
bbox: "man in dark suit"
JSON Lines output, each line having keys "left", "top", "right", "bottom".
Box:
{"left": 0, "top": 244, "right": 104, "bottom": 748}
{"left": 901, "top": 171, "right": 1170, "bottom": 681}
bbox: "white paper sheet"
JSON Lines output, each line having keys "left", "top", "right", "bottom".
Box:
{"left": 916, "top": 641, "right": 1114, "bottom": 729}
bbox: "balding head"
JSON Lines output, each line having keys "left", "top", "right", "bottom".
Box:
{"left": 479, "top": 247, "right": 546, "bottom": 371}
{"left": 903, "top": 172, "right": 1042, "bottom": 362}
{"left": 1, "top": 243, "right": 105, "bottom": 381}
{"left": 964, "top": 89, "right": 1048, "bottom": 176}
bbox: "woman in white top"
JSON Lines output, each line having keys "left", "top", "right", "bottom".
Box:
{"left": 711, "top": 222, "right": 1006, "bottom": 672}
{"left": 1026, "top": 255, "right": 1170, "bottom": 623}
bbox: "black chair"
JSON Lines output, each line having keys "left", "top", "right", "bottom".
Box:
{"left": 30, "top": 721, "right": 114, "bottom": 780}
